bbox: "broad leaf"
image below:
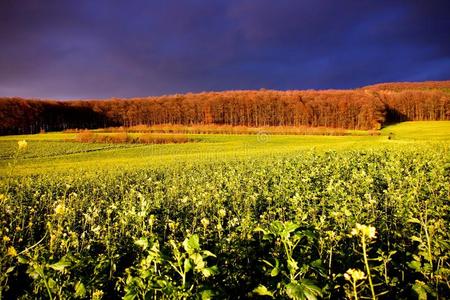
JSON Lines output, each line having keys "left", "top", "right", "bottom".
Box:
{"left": 49, "top": 256, "right": 72, "bottom": 272}
{"left": 75, "top": 281, "right": 86, "bottom": 298}
{"left": 183, "top": 234, "right": 200, "bottom": 254}
{"left": 184, "top": 258, "right": 192, "bottom": 273}
{"left": 253, "top": 284, "right": 274, "bottom": 298}
{"left": 202, "top": 265, "right": 219, "bottom": 277}
{"left": 412, "top": 282, "right": 428, "bottom": 300}
{"left": 135, "top": 237, "right": 148, "bottom": 250}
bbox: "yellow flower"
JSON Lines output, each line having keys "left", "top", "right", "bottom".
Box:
{"left": 168, "top": 220, "right": 177, "bottom": 231}
{"left": 7, "top": 246, "right": 17, "bottom": 257}
{"left": 92, "top": 289, "right": 104, "bottom": 300}
{"left": 218, "top": 209, "right": 226, "bottom": 218}
{"left": 201, "top": 218, "right": 210, "bottom": 228}
{"left": 54, "top": 203, "right": 66, "bottom": 215}
{"left": 366, "top": 226, "right": 376, "bottom": 239}
{"left": 0, "top": 194, "right": 7, "bottom": 202}
{"left": 345, "top": 268, "right": 366, "bottom": 282}
{"left": 351, "top": 223, "right": 377, "bottom": 240}
{"left": 3, "top": 236, "right": 10, "bottom": 242}
{"left": 18, "top": 140, "right": 28, "bottom": 151}
{"left": 148, "top": 214, "right": 155, "bottom": 226}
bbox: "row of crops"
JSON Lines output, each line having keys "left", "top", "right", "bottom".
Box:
{"left": 1, "top": 145, "right": 449, "bottom": 299}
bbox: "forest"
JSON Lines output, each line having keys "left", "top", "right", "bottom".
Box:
{"left": 0, "top": 81, "right": 449, "bottom": 135}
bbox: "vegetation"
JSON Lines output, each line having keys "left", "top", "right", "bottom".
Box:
{"left": 1, "top": 80, "right": 449, "bottom": 135}
{"left": 84, "top": 124, "right": 360, "bottom": 136}
{"left": 0, "top": 122, "right": 449, "bottom": 299}
{"left": 362, "top": 80, "right": 450, "bottom": 92}
{"left": 73, "top": 131, "right": 193, "bottom": 145}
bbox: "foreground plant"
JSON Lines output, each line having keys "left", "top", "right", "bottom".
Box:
{"left": 1, "top": 146, "right": 449, "bottom": 298}
{"left": 350, "top": 224, "right": 378, "bottom": 300}
{"left": 408, "top": 204, "right": 450, "bottom": 299}
{"left": 123, "top": 234, "right": 217, "bottom": 299}
{"left": 254, "top": 221, "right": 323, "bottom": 300}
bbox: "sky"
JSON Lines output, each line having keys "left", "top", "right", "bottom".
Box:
{"left": 0, "top": 0, "right": 449, "bottom": 99}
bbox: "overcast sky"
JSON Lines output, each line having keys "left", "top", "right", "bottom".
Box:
{"left": 0, "top": 0, "right": 449, "bottom": 99}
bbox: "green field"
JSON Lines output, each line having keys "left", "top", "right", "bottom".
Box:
{"left": 1, "top": 121, "right": 449, "bottom": 176}
{"left": 0, "top": 122, "right": 449, "bottom": 299}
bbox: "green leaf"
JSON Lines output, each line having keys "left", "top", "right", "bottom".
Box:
{"left": 123, "top": 292, "right": 137, "bottom": 300}
{"left": 411, "top": 236, "right": 423, "bottom": 243}
{"left": 287, "top": 258, "right": 299, "bottom": 273}
{"left": 303, "top": 290, "right": 318, "bottom": 300}
{"left": 412, "top": 282, "right": 428, "bottom": 300}
{"left": 202, "top": 250, "right": 216, "bottom": 258}
{"left": 156, "top": 279, "right": 169, "bottom": 288}
{"left": 286, "top": 280, "right": 322, "bottom": 300}
{"left": 254, "top": 227, "right": 268, "bottom": 235}
{"left": 202, "top": 265, "right": 219, "bottom": 277}
{"left": 49, "top": 256, "right": 72, "bottom": 272}
{"left": 408, "top": 260, "right": 421, "bottom": 271}
{"left": 263, "top": 258, "right": 279, "bottom": 277}
{"left": 201, "top": 289, "right": 215, "bottom": 300}
{"left": 184, "top": 258, "right": 192, "bottom": 273}
{"left": 183, "top": 234, "right": 200, "bottom": 254}
{"left": 75, "top": 281, "right": 86, "bottom": 298}
{"left": 47, "top": 278, "right": 57, "bottom": 291}
{"left": 17, "top": 255, "right": 29, "bottom": 264}
{"left": 299, "top": 279, "right": 322, "bottom": 300}
{"left": 262, "top": 259, "right": 274, "bottom": 267}
{"left": 135, "top": 237, "right": 148, "bottom": 250}
{"left": 301, "top": 230, "right": 316, "bottom": 240}
{"left": 407, "top": 218, "right": 422, "bottom": 224}
{"left": 253, "top": 284, "right": 274, "bottom": 298}
{"left": 191, "top": 253, "right": 205, "bottom": 269}
{"left": 284, "top": 222, "right": 300, "bottom": 234}
{"left": 286, "top": 282, "right": 305, "bottom": 300}
{"left": 269, "top": 221, "right": 284, "bottom": 235}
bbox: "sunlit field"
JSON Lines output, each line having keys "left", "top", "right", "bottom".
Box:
{"left": 1, "top": 121, "right": 449, "bottom": 177}
{"left": 0, "top": 122, "right": 449, "bottom": 299}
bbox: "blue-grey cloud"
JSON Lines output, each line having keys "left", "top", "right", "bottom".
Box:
{"left": 0, "top": 0, "right": 449, "bottom": 98}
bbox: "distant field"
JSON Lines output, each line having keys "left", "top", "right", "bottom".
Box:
{"left": 380, "top": 121, "right": 450, "bottom": 140}
{"left": 0, "top": 121, "right": 449, "bottom": 176}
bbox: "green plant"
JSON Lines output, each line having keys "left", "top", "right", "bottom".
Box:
{"left": 254, "top": 221, "right": 323, "bottom": 299}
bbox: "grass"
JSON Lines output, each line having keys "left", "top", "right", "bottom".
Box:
{"left": 0, "top": 121, "right": 449, "bottom": 176}
{"left": 380, "top": 121, "right": 450, "bottom": 140}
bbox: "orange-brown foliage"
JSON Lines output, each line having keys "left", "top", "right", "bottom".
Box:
{"left": 1, "top": 81, "right": 449, "bottom": 135}
{"left": 97, "top": 124, "right": 350, "bottom": 136}
{"left": 74, "top": 131, "right": 191, "bottom": 144}
{"left": 362, "top": 80, "right": 450, "bottom": 91}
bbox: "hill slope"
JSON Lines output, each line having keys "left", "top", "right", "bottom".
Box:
{"left": 362, "top": 80, "right": 450, "bottom": 92}
{"left": 0, "top": 80, "right": 449, "bottom": 135}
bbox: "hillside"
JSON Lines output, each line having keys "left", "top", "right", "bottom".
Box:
{"left": 362, "top": 80, "right": 450, "bottom": 92}
{"left": 0, "top": 80, "right": 449, "bottom": 135}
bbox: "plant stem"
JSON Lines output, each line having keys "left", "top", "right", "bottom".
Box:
{"left": 361, "top": 236, "right": 376, "bottom": 300}
{"left": 352, "top": 280, "right": 358, "bottom": 300}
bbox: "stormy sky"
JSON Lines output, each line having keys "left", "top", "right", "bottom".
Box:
{"left": 0, "top": 0, "right": 449, "bottom": 99}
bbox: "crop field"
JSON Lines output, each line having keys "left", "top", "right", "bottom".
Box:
{"left": 0, "top": 121, "right": 449, "bottom": 299}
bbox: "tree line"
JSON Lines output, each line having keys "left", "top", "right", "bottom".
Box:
{"left": 0, "top": 87, "right": 449, "bottom": 135}
{"left": 362, "top": 80, "right": 450, "bottom": 91}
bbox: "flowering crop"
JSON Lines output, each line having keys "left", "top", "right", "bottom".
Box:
{"left": 0, "top": 144, "right": 449, "bottom": 299}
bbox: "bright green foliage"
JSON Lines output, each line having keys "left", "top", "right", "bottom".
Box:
{"left": 0, "top": 122, "right": 449, "bottom": 299}
{"left": 1, "top": 121, "right": 450, "bottom": 177}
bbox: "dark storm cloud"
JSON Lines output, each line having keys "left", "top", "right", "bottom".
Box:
{"left": 0, "top": 0, "right": 449, "bottom": 98}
